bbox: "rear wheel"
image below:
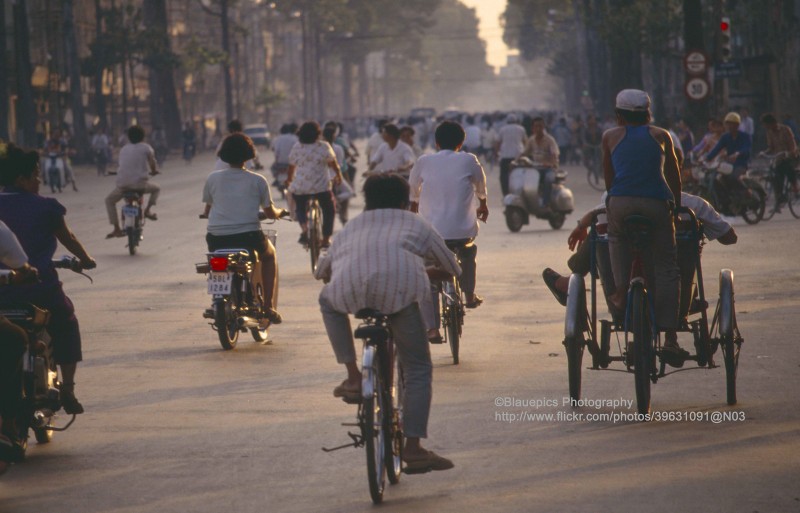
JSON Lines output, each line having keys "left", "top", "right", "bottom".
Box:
{"left": 788, "top": 188, "right": 800, "bottom": 219}
{"left": 308, "top": 203, "right": 322, "bottom": 272}
{"left": 363, "top": 355, "right": 387, "bottom": 504}
{"left": 215, "top": 286, "right": 240, "bottom": 350}
{"left": 127, "top": 228, "right": 137, "bottom": 255}
{"left": 631, "top": 284, "right": 653, "bottom": 415}
{"left": 444, "top": 295, "right": 460, "bottom": 366}
{"left": 586, "top": 163, "right": 603, "bottom": 191}
{"left": 505, "top": 207, "right": 525, "bottom": 232}
{"left": 549, "top": 212, "right": 566, "bottom": 230}
{"left": 387, "top": 360, "right": 404, "bottom": 485}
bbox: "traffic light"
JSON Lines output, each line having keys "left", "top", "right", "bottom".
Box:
{"left": 720, "top": 17, "right": 732, "bottom": 60}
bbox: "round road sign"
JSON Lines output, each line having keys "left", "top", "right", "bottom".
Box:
{"left": 684, "top": 51, "right": 708, "bottom": 75}
{"left": 685, "top": 77, "right": 710, "bottom": 101}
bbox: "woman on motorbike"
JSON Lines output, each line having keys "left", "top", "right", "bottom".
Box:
{"left": 286, "top": 121, "right": 342, "bottom": 248}
{"left": 0, "top": 143, "right": 96, "bottom": 416}
{"left": 201, "top": 133, "right": 285, "bottom": 325}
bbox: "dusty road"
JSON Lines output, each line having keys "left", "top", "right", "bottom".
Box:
{"left": 1, "top": 148, "right": 799, "bottom": 513}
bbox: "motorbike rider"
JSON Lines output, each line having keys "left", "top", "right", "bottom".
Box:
{"left": 270, "top": 123, "right": 299, "bottom": 186}
{"left": 523, "top": 117, "right": 560, "bottom": 209}
{"left": 105, "top": 125, "right": 161, "bottom": 239}
{"left": 0, "top": 142, "right": 97, "bottom": 416}
{"left": 0, "top": 218, "right": 38, "bottom": 476}
{"left": 495, "top": 114, "right": 527, "bottom": 196}
{"left": 602, "top": 89, "right": 682, "bottom": 353}
{"left": 704, "top": 112, "right": 752, "bottom": 200}
{"left": 314, "top": 174, "right": 460, "bottom": 472}
{"left": 201, "top": 133, "right": 285, "bottom": 325}
{"left": 408, "top": 120, "right": 488, "bottom": 341}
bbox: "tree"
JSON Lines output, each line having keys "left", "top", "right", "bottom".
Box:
{"left": 0, "top": 2, "right": 10, "bottom": 141}
{"left": 197, "top": 0, "right": 236, "bottom": 124}
{"left": 12, "top": 0, "right": 37, "bottom": 147}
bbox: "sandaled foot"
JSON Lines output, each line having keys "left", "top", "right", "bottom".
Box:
{"left": 403, "top": 449, "right": 454, "bottom": 472}
{"left": 144, "top": 212, "right": 158, "bottom": 221}
{"left": 427, "top": 329, "right": 444, "bottom": 344}
{"left": 662, "top": 342, "right": 689, "bottom": 368}
{"left": 61, "top": 385, "right": 84, "bottom": 415}
{"left": 264, "top": 308, "right": 282, "bottom": 325}
{"left": 542, "top": 268, "right": 567, "bottom": 306}
{"left": 333, "top": 379, "right": 361, "bottom": 403}
{"left": 106, "top": 229, "right": 125, "bottom": 239}
{"left": 465, "top": 295, "right": 484, "bottom": 309}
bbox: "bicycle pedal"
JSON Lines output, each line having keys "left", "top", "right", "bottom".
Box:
{"left": 341, "top": 395, "right": 362, "bottom": 405}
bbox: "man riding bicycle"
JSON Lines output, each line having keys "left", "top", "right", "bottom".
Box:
{"left": 314, "top": 174, "right": 460, "bottom": 472}
{"left": 761, "top": 112, "right": 799, "bottom": 205}
{"left": 408, "top": 120, "right": 488, "bottom": 342}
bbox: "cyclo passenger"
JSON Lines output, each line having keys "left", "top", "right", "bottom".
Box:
{"left": 408, "top": 120, "right": 489, "bottom": 342}
{"left": 314, "top": 174, "right": 460, "bottom": 472}
{"left": 542, "top": 192, "right": 738, "bottom": 364}
{"left": 201, "top": 133, "right": 285, "bottom": 325}
{"left": 104, "top": 125, "right": 160, "bottom": 239}
{"left": 0, "top": 218, "right": 38, "bottom": 475}
{"left": 0, "top": 142, "right": 96, "bottom": 415}
{"left": 602, "top": 89, "right": 683, "bottom": 355}
{"left": 522, "top": 116, "right": 560, "bottom": 209}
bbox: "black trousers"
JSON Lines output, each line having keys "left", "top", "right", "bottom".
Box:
{"left": 0, "top": 317, "right": 26, "bottom": 421}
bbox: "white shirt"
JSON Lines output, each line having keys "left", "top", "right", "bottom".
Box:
{"left": 116, "top": 142, "right": 155, "bottom": 188}
{"left": 272, "top": 133, "right": 298, "bottom": 164}
{"left": 740, "top": 116, "right": 755, "bottom": 136}
{"left": 202, "top": 168, "right": 273, "bottom": 236}
{"left": 0, "top": 220, "right": 28, "bottom": 268}
{"left": 370, "top": 141, "right": 416, "bottom": 174}
{"left": 464, "top": 125, "right": 481, "bottom": 149}
{"left": 366, "top": 132, "right": 385, "bottom": 163}
{"left": 315, "top": 209, "right": 461, "bottom": 315}
{"left": 288, "top": 141, "right": 336, "bottom": 195}
{"left": 679, "top": 193, "right": 732, "bottom": 241}
{"left": 409, "top": 150, "right": 487, "bottom": 240}
{"left": 497, "top": 123, "right": 527, "bottom": 159}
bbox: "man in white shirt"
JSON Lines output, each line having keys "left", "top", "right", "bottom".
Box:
{"left": 495, "top": 114, "right": 527, "bottom": 196}
{"left": 409, "top": 121, "right": 489, "bottom": 339}
{"left": 314, "top": 174, "right": 460, "bottom": 472}
{"left": 104, "top": 125, "right": 160, "bottom": 238}
{"left": 739, "top": 107, "right": 754, "bottom": 136}
{"left": 463, "top": 116, "right": 482, "bottom": 153}
{"left": 270, "top": 123, "right": 299, "bottom": 182}
{"left": 368, "top": 123, "right": 417, "bottom": 178}
{"left": 365, "top": 118, "right": 388, "bottom": 164}
{"left": 524, "top": 117, "right": 560, "bottom": 208}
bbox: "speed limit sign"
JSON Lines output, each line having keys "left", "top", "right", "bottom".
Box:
{"left": 685, "top": 77, "right": 710, "bottom": 101}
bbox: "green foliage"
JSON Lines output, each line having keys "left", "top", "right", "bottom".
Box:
{"left": 181, "top": 36, "right": 228, "bottom": 73}
{"left": 255, "top": 85, "right": 286, "bottom": 110}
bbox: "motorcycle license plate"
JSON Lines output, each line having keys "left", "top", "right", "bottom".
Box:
{"left": 207, "top": 272, "right": 232, "bottom": 294}
{"left": 122, "top": 206, "right": 139, "bottom": 218}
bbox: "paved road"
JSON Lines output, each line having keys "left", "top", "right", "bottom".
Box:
{"left": 2, "top": 149, "right": 799, "bottom": 512}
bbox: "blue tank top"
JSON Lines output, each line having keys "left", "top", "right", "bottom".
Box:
{"left": 609, "top": 125, "right": 673, "bottom": 201}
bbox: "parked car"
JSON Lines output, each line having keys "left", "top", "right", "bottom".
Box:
{"left": 243, "top": 124, "right": 271, "bottom": 147}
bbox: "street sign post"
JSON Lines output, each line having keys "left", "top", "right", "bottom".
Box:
{"left": 714, "top": 60, "right": 743, "bottom": 79}
{"left": 684, "top": 51, "right": 708, "bottom": 75}
{"left": 685, "top": 77, "right": 710, "bottom": 101}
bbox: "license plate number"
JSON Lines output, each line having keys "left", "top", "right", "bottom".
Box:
{"left": 207, "top": 272, "right": 232, "bottom": 294}
{"left": 122, "top": 206, "right": 139, "bottom": 218}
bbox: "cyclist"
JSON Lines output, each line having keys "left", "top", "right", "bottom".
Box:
{"left": 104, "top": 125, "right": 160, "bottom": 239}
{"left": 582, "top": 115, "right": 603, "bottom": 170}
{"left": 368, "top": 123, "right": 416, "bottom": 180}
{"left": 409, "top": 121, "right": 488, "bottom": 342}
{"left": 181, "top": 121, "right": 197, "bottom": 164}
{"left": 315, "top": 174, "right": 459, "bottom": 472}
{"left": 202, "top": 133, "right": 285, "bottom": 325}
{"left": 270, "top": 123, "right": 299, "bottom": 186}
{"left": 286, "top": 121, "right": 342, "bottom": 248}
{"left": 0, "top": 142, "right": 97, "bottom": 415}
{"left": 523, "top": 117, "right": 560, "bottom": 209}
{"left": 213, "top": 119, "right": 263, "bottom": 171}
{"left": 602, "top": 89, "right": 682, "bottom": 351}
{"left": 760, "top": 112, "right": 799, "bottom": 205}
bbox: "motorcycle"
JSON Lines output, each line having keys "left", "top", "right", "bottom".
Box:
{"left": 503, "top": 157, "right": 575, "bottom": 231}
{"left": 196, "top": 213, "right": 288, "bottom": 350}
{"left": 0, "top": 256, "right": 91, "bottom": 463}
{"left": 120, "top": 191, "right": 146, "bottom": 255}
{"left": 692, "top": 159, "right": 766, "bottom": 224}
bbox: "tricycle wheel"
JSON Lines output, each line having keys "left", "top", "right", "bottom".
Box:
{"left": 564, "top": 274, "right": 587, "bottom": 401}
{"left": 718, "top": 270, "right": 741, "bottom": 405}
{"left": 631, "top": 283, "right": 653, "bottom": 415}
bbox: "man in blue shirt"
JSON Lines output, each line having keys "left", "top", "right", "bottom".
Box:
{"left": 705, "top": 111, "right": 752, "bottom": 200}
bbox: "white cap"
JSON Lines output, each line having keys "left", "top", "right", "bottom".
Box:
{"left": 506, "top": 114, "right": 518, "bottom": 123}
{"left": 615, "top": 89, "right": 651, "bottom": 112}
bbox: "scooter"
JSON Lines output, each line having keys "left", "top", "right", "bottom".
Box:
{"left": 44, "top": 153, "right": 66, "bottom": 193}
{"left": 503, "top": 157, "right": 575, "bottom": 231}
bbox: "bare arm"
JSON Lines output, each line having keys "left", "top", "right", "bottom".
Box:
{"left": 659, "top": 129, "right": 682, "bottom": 207}
{"left": 602, "top": 130, "right": 616, "bottom": 191}
{"left": 54, "top": 218, "right": 95, "bottom": 268}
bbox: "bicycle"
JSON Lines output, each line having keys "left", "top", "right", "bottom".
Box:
{"left": 304, "top": 197, "right": 323, "bottom": 273}
{"left": 322, "top": 309, "right": 406, "bottom": 504}
{"left": 749, "top": 151, "right": 800, "bottom": 220}
{"left": 431, "top": 243, "right": 469, "bottom": 365}
{"left": 583, "top": 144, "right": 603, "bottom": 191}
{"left": 694, "top": 159, "right": 766, "bottom": 224}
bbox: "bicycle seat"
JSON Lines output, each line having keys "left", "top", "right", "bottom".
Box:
{"left": 623, "top": 215, "right": 655, "bottom": 248}
{"left": 122, "top": 190, "right": 145, "bottom": 199}
{"left": 355, "top": 308, "right": 385, "bottom": 320}
{"left": 354, "top": 325, "right": 389, "bottom": 342}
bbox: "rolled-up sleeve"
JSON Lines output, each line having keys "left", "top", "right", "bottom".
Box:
{"left": 469, "top": 154, "right": 488, "bottom": 200}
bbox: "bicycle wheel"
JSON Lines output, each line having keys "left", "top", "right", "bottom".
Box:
{"left": 586, "top": 164, "right": 604, "bottom": 191}
{"left": 215, "top": 285, "right": 240, "bottom": 350}
{"left": 563, "top": 274, "right": 586, "bottom": 401}
{"left": 362, "top": 347, "right": 386, "bottom": 504}
{"left": 386, "top": 357, "right": 403, "bottom": 485}
{"left": 308, "top": 203, "right": 322, "bottom": 273}
{"left": 631, "top": 283, "right": 653, "bottom": 415}
{"left": 788, "top": 188, "right": 800, "bottom": 219}
{"left": 741, "top": 179, "right": 766, "bottom": 225}
{"left": 718, "top": 269, "right": 741, "bottom": 405}
{"left": 442, "top": 282, "right": 460, "bottom": 365}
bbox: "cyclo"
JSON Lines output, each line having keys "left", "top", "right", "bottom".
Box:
{"left": 561, "top": 207, "right": 743, "bottom": 414}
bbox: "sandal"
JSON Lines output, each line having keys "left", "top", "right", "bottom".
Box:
{"left": 333, "top": 380, "right": 361, "bottom": 403}
{"left": 106, "top": 229, "right": 125, "bottom": 239}
{"left": 465, "top": 295, "right": 484, "bottom": 309}
{"left": 403, "top": 450, "right": 454, "bottom": 472}
{"left": 144, "top": 212, "right": 158, "bottom": 221}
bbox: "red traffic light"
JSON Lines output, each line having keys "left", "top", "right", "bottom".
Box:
{"left": 720, "top": 21, "right": 730, "bottom": 31}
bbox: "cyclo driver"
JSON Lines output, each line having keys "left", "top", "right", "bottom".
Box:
{"left": 602, "top": 89, "right": 683, "bottom": 355}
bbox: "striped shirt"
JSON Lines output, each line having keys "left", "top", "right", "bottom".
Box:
{"left": 315, "top": 209, "right": 461, "bottom": 315}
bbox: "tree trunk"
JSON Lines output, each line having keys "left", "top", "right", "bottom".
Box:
{"left": 142, "top": 0, "right": 182, "bottom": 147}
{"left": 314, "top": 28, "right": 324, "bottom": 120}
{"left": 221, "top": 0, "right": 234, "bottom": 123}
{"left": 13, "top": 0, "right": 38, "bottom": 147}
{"left": 683, "top": 0, "right": 709, "bottom": 126}
{"left": 63, "top": 0, "right": 90, "bottom": 160}
{"left": 0, "top": 1, "right": 10, "bottom": 141}
{"left": 93, "top": 0, "right": 107, "bottom": 131}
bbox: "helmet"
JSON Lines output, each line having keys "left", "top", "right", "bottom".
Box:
{"left": 724, "top": 112, "right": 741, "bottom": 124}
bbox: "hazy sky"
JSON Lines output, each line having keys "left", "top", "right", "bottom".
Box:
{"left": 459, "top": 0, "right": 514, "bottom": 71}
